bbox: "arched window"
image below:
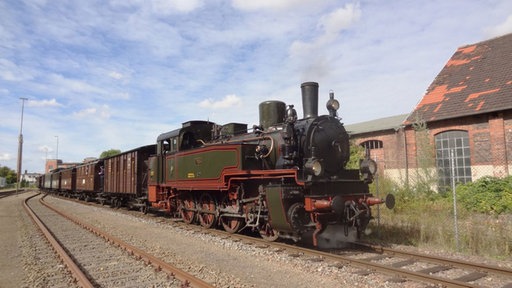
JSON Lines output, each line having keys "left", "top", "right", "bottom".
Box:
{"left": 435, "top": 130, "right": 472, "bottom": 190}
{"left": 360, "top": 140, "right": 383, "bottom": 150}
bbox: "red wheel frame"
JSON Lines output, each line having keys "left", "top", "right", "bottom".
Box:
{"left": 220, "top": 195, "right": 243, "bottom": 233}
{"left": 180, "top": 195, "right": 196, "bottom": 224}
{"left": 198, "top": 193, "right": 216, "bottom": 228}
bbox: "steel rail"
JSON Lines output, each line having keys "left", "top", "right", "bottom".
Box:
{"left": 23, "top": 194, "right": 94, "bottom": 288}
{"left": 149, "top": 205, "right": 512, "bottom": 287}
{"left": 249, "top": 238, "right": 480, "bottom": 287}
{"left": 40, "top": 195, "right": 214, "bottom": 288}
{"left": 309, "top": 248, "right": 482, "bottom": 288}
{"left": 356, "top": 242, "right": 512, "bottom": 277}
{"left": 198, "top": 228, "right": 481, "bottom": 288}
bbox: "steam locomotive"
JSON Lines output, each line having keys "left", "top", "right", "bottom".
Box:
{"left": 40, "top": 82, "right": 394, "bottom": 249}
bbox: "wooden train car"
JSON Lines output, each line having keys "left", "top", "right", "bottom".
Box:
{"left": 102, "top": 145, "right": 155, "bottom": 207}
{"left": 59, "top": 167, "right": 76, "bottom": 194}
{"left": 75, "top": 159, "right": 103, "bottom": 200}
{"left": 50, "top": 170, "right": 61, "bottom": 192}
{"left": 41, "top": 172, "right": 53, "bottom": 190}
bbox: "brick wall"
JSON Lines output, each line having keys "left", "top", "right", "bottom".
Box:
{"left": 350, "top": 110, "right": 512, "bottom": 184}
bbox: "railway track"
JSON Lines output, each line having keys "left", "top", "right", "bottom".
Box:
{"left": 355, "top": 243, "right": 512, "bottom": 281}
{"left": 168, "top": 215, "right": 512, "bottom": 287}
{"left": 24, "top": 193, "right": 213, "bottom": 288}
{"left": 0, "top": 188, "right": 28, "bottom": 199}
{"left": 181, "top": 226, "right": 512, "bottom": 287}
{"left": 46, "top": 193, "right": 512, "bottom": 287}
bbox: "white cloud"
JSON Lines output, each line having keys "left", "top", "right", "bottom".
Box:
{"left": 0, "top": 59, "right": 35, "bottom": 81}
{"left": 27, "top": 98, "right": 63, "bottom": 108}
{"left": 291, "top": 3, "right": 362, "bottom": 55}
{"left": 289, "top": 3, "right": 362, "bottom": 82}
{"left": 38, "top": 145, "right": 53, "bottom": 153}
{"left": 109, "top": 0, "right": 203, "bottom": 14}
{"left": 150, "top": 0, "right": 204, "bottom": 14}
{"left": 0, "top": 153, "right": 11, "bottom": 161}
{"left": 48, "top": 74, "right": 105, "bottom": 95}
{"left": 113, "top": 92, "right": 131, "bottom": 100}
{"left": 74, "top": 108, "right": 97, "bottom": 118}
{"left": 318, "top": 3, "right": 361, "bottom": 37}
{"left": 73, "top": 105, "right": 111, "bottom": 119}
{"left": 108, "top": 71, "right": 124, "bottom": 80}
{"left": 486, "top": 14, "right": 512, "bottom": 37}
{"left": 231, "top": 0, "right": 313, "bottom": 11}
{"left": 199, "top": 94, "right": 242, "bottom": 109}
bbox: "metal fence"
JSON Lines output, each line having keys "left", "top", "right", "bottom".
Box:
{"left": 371, "top": 150, "right": 511, "bottom": 193}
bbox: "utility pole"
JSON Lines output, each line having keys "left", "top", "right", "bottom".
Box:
{"left": 16, "top": 97, "right": 28, "bottom": 193}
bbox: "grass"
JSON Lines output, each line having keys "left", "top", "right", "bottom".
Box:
{"left": 364, "top": 196, "right": 512, "bottom": 260}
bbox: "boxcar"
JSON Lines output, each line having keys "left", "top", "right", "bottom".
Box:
{"left": 42, "top": 172, "right": 53, "bottom": 190}
{"left": 50, "top": 170, "right": 61, "bottom": 192}
{"left": 76, "top": 159, "right": 102, "bottom": 195}
{"left": 103, "top": 145, "right": 155, "bottom": 200}
{"left": 59, "top": 167, "right": 76, "bottom": 194}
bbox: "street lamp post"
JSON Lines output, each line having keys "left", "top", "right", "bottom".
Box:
{"left": 16, "top": 97, "right": 28, "bottom": 193}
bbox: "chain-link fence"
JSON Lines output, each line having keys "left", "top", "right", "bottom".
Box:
{"left": 369, "top": 150, "right": 511, "bottom": 193}
{"left": 368, "top": 148, "right": 512, "bottom": 256}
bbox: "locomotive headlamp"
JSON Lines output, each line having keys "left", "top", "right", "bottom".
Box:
{"left": 326, "top": 90, "right": 339, "bottom": 117}
{"left": 305, "top": 158, "right": 323, "bottom": 176}
{"left": 326, "top": 99, "right": 339, "bottom": 111}
{"left": 326, "top": 98, "right": 339, "bottom": 111}
{"left": 360, "top": 158, "right": 377, "bottom": 175}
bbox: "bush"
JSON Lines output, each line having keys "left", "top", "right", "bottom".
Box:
{"left": 456, "top": 176, "right": 512, "bottom": 214}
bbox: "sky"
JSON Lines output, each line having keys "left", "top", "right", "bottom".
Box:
{"left": 1, "top": 0, "right": 512, "bottom": 174}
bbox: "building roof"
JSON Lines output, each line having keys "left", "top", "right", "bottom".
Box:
{"left": 346, "top": 114, "right": 408, "bottom": 135}
{"left": 406, "top": 33, "right": 512, "bottom": 124}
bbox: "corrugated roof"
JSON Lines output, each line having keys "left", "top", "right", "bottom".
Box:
{"left": 345, "top": 114, "right": 408, "bottom": 135}
{"left": 406, "top": 33, "right": 512, "bottom": 123}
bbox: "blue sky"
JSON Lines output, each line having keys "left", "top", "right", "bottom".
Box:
{"left": 1, "top": 0, "right": 512, "bottom": 174}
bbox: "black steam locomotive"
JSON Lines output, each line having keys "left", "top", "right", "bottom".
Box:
{"left": 146, "top": 82, "right": 394, "bottom": 248}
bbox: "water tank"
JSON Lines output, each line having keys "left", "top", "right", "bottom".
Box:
{"left": 259, "top": 101, "right": 286, "bottom": 130}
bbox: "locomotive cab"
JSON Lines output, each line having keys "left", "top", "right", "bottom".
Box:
{"left": 151, "top": 120, "right": 217, "bottom": 181}
{"left": 156, "top": 120, "right": 216, "bottom": 156}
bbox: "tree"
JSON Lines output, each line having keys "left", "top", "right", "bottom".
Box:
{"left": 411, "top": 116, "right": 437, "bottom": 196}
{"left": 346, "top": 141, "right": 365, "bottom": 170}
{"left": 0, "top": 166, "right": 17, "bottom": 184}
{"left": 100, "top": 149, "right": 121, "bottom": 159}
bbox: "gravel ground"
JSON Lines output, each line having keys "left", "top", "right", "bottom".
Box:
{"left": 27, "top": 194, "right": 183, "bottom": 287}
{"left": 2, "top": 191, "right": 511, "bottom": 288}
{"left": 0, "top": 191, "right": 78, "bottom": 288}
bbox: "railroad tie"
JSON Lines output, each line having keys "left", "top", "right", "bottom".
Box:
{"left": 391, "top": 259, "right": 417, "bottom": 268}
{"left": 362, "top": 255, "right": 388, "bottom": 261}
{"left": 417, "top": 265, "right": 450, "bottom": 274}
{"left": 453, "top": 271, "right": 487, "bottom": 283}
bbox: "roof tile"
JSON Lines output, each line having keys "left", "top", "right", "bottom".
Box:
{"left": 406, "top": 33, "right": 512, "bottom": 124}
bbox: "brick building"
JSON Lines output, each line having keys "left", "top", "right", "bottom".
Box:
{"left": 44, "top": 159, "right": 80, "bottom": 173}
{"left": 346, "top": 33, "right": 512, "bottom": 190}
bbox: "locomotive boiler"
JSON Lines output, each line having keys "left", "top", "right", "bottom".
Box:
{"left": 147, "top": 82, "right": 394, "bottom": 249}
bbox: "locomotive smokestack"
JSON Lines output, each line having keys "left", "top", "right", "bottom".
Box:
{"left": 300, "top": 82, "right": 319, "bottom": 119}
